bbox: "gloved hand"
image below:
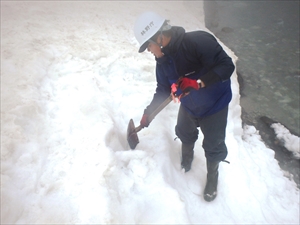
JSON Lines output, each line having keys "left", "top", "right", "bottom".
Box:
{"left": 140, "top": 114, "right": 150, "bottom": 128}
{"left": 177, "top": 77, "right": 199, "bottom": 93}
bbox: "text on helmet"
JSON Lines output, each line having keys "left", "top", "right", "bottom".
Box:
{"left": 141, "top": 21, "right": 155, "bottom": 36}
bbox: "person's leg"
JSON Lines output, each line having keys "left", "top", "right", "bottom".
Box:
{"left": 198, "top": 106, "right": 229, "bottom": 201}
{"left": 198, "top": 106, "right": 228, "bottom": 162}
{"left": 175, "top": 105, "right": 198, "bottom": 172}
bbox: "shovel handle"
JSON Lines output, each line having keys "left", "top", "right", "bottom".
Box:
{"left": 135, "top": 125, "right": 143, "bottom": 133}
{"left": 133, "top": 95, "right": 172, "bottom": 133}
{"left": 127, "top": 95, "right": 173, "bottom": 149}
{"left": 148, "top": 95, "right": 173, "bottom": 123}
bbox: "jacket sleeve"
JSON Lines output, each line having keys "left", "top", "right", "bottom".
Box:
{"left": 144, "top": 63, "right": 171, "bottom": 115}
{"left": 189, "top": 32, "right": 235, "bottom": 86}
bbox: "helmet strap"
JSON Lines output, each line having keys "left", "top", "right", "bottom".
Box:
{"left": 159, "top": 30, "right": 163, "bottom": 48}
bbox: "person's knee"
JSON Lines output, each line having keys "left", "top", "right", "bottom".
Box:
{"left": 175, "top": 125, "right": 198, "bottom": 144}
{"left": 203, "top": 138, "right": 224, "bottom": 151}
{"left": 204, "top": 141, "right": 228, "bottom": 162}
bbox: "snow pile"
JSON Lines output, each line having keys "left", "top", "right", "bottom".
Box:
{"left": 1, "top": 1, "right": 299, "bottom": 224}
{"left": 271, "top": 123, "right": 300, "bottom": 159}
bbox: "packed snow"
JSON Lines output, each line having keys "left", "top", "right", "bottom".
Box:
{"left": 1, "top": 1, "right": 299, "bottom": 224}
{"left": 271, "top": 123, "right": 300, "bottom": 159}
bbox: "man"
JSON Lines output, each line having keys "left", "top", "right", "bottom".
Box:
{"left": 133, "top": 11, "right": 235, "bottom": 202}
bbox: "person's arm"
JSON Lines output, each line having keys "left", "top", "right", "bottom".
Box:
{"left": 190, "top": 32, "right": 235, "bottom": 87}
{"left": 140, "top": 64, "right": 171, "bottom": 127}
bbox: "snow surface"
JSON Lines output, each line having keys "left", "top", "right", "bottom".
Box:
{"left": 271, "top": 123, "right": 300, "bottom": 159}
{"left": 1, "top": 1, "right": 299, "bottom": 224}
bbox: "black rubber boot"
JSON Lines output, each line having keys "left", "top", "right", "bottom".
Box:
{"left": 181, "top": 143, "right": 195, "bottom": 172}
{"left": 204, "top": 160, "right": 219, "bottom": 202}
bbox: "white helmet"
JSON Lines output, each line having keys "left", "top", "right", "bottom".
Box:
{"left": 134, "top": 11, "right": 168, "bottom": 53}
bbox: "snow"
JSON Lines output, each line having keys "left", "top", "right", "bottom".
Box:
{"left": 1, "top": 1, "right": 299, "bottom": 224}
{"left": 271, "top": 123, "right": 300, "bottom": 159}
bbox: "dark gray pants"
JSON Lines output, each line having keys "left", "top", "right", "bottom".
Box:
{"left": 175, "top": 105, "right": 228, "bottom": 162}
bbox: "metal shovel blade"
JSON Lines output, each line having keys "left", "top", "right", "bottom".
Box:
{"left": 127, "top": 119, "right": 139, "bottom": 149}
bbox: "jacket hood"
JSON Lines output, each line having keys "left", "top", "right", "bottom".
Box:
{"left": 162, "top": 26, "right": 185, "bottom": 55}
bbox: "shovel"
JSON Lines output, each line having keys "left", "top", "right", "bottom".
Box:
{"left": 127, "top": 95, "right": 173, "bottom": 149}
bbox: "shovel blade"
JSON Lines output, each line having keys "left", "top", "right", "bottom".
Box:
{"left": 127, "top": 119, "right": 139, "bottom": 149}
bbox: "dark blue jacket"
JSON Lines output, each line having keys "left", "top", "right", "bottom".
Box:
{"left": 145, "top": 27, "right": 235, "bottom": 118}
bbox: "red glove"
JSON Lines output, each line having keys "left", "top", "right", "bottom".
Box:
{"left": 140, "top": 114, "right": 150, "bottom": 128}
{"left": 177, "top": 77, "right": 199, "bottom": 93}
